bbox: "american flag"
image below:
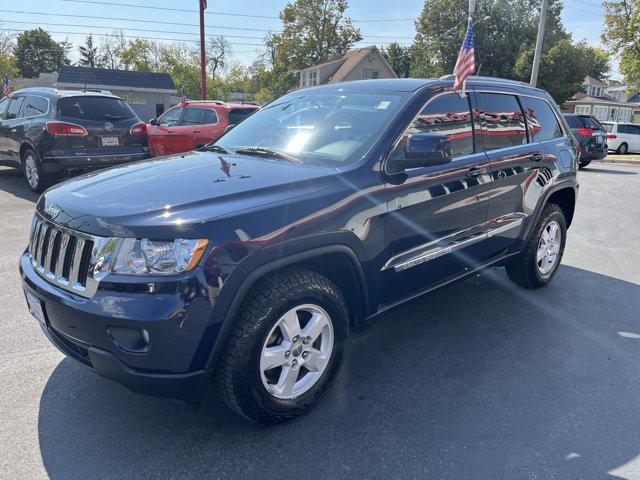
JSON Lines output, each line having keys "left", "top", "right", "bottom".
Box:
{"left": 453, "top": 20, "right": 475, "bottom": 95}
{"left": 181, "top": 86, "right": 187, "bottom": 107}
{"left": 2, "top": 74, "right": 10, "bottom": 97}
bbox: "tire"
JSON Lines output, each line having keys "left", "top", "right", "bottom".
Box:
{"left": 22, "top": 148, "right": 48, "bottom": 193}
{"left": 214, "top": 267, "right": 349, "bottom": 424}
{"left": 617, "top": 142, "right": 628, "bottom": 154}
{"left": 578, "top": 160, "right": 591, "bottom": 169}
{"left": 505, "top": 203, "right": 567, "bottom": 289}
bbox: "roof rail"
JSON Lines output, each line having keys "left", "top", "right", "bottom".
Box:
{"left": 12, "top": 87, "right": 59, "bottom": 95}
{"left": 438, "top": 74, "right": 532, "bottom": 87}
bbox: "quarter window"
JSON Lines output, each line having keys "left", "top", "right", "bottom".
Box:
{"left": 392, "top": 93, "right": 474, "bottom": 159}
{"left": 477, "top": 93, "right": 527, "bottom": 150}
{"left": 5, "top": 97, "right": 25, "bottom": 120}
{"left": 519, "top": 96, "right": 562, "bottom": 142}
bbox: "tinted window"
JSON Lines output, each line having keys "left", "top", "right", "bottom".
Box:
{"left": 57, "top": 96, "right": 135, "bottom": 122}
{"left": 618, "top": 124, "right": 640, "bottom": 135}
{"left": 158, "top": 107, "right": 182, "bottom": 126}
{"left": 181, "top": 107, "right": 207, "bottom": 125}
{"left": 520, "top": 97, "right": 562, "bottom": 141}
{"left": 398, "top": 93, "right": 474, "bottom": 157}
{"left": 564, "top": 115, "right": 581, "bottom": 128}
{"left": 5, "top": 97, "right": 25, "bottom": 119}
{"left": 581, "top": 116, "right": 604, "bottom": 130}
{"left": 0, "top": 97, "right": 9, "bottom": 120}
{"left": 22, "top": 96, "right": 49, "bottom": 117}
{"left": 477, "top": 93, "right": 527, "bottom": 150}
{"left": 228, "top": 107, "right": 257, "bottom": 125}
{"left": 205, "top": 109, "right": 218, "bottom": 124}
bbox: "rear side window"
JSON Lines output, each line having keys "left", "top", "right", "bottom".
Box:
{"left": 618, "top": 124, "right": 640, "bottom": 135}
{"left": 564, "top": 115, "right": 581, "bottom": 128}
{"left": 400, "top": 93, "right": 474, "bottom": 158}
{"left": 227, "top": 108, "right": 257, "bottom": 125}
{"left": 520, "top": 96, "right": 562, "bottom": 141}
{"left": 22, "top": 96, "right": 49, "bottom": 117}
{"left": 158, "top": 107, "right": 182, "bottom": 126}
{"left": 477, "top": 93, "right": 527, "bottom": 150}
{"left": 181, "top": 107, "right": 207, "bottom": 125}
{"left": 5, "top": 97, "right": 25, "bottom": 119}
{"left": 57, "top": 96, "right": 136, "bottom": 122}
{"left": 205, "top": 109, "right": 218, "bottom": 124}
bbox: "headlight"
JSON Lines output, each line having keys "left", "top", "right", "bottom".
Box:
{"left": 108, "top": 238, "right": 209, "bottom": 275}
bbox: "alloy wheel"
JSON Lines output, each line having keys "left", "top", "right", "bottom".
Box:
{"left": 24, "top": 154, "right": 39, "bottom": 189}
{"left": 537, "top": 220, "right": 562, "bottom": 275}
{"left": 259, "top": 304, "right": 334, "bottom": 400}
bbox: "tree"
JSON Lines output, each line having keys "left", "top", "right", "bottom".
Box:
{"left": 78, "top": 34, "right": 99, "bottom": 68}
{"left": 271, "top": 0, "right": 362, "bottom": 77}
{"left": 98, "top": 31, "right": 127, "bottom": 69}
{"left": 207, "top": 36, "right": 231, "bottom": 79}
{"left": 382, "top": 42, "right": 412, "bottom": 77}
{"left": 602, "top": 0, "right": 640, "bottom": 87}
{"left": 14, "top": 28, "right": 69, "bottom": 78}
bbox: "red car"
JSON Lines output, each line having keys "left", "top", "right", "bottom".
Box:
{"left": 147, "top": 101, "right": 258, "bottom": 156}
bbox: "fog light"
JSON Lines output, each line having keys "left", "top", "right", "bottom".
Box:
{"left": 108, "top": 326, "right": 150, "bottom": 353}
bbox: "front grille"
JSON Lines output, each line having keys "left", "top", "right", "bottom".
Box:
{"left": 28, "top": 215, "right": 95, "bottom": 296}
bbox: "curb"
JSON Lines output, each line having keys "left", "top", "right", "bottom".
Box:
{"left": 599, "top": 159, "right": 640, "bottom": 167}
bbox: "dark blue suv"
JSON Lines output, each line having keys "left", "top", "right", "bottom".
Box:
{"left": 20, "top": 77, "right": 578, "bottom": 423}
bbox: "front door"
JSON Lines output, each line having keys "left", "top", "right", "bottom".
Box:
{"left": 147, "top": 106, "right": 183, "bottom": 156}
{"left": 381, "top": 91, "right": 492, "bottom": 305}
{"left": 0, "top": 96, "right": 25, "bottom": 166}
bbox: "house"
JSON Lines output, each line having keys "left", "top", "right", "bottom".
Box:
{"left": 298, "top": 45, "right": 397, "bottom": 88}
{"left": 563, "top": 76, "right": 640, "bottom": 123}
{"left": 54, "top": 66, "right": 176, "bottom": 120}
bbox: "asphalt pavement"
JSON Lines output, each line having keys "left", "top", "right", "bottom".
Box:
{"left": 1, "top": 161, "right": 639, "bottom": 479}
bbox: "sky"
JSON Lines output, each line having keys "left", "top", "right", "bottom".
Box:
{"left": 0, "top": 0, "right": 619, "bottom": 79}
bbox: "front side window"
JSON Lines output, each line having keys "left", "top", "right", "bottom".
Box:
{"left": 227, "top": 108, "right": 256, "bottom": 125}
{"left": 392, "top": 93, "right": 474, "bottom": 159}
{"left": 0, "top": 97, "right": 9, "bottom": 119}
{"left": 181, "top": 107, "right": 207, "bottom": 125}
{"left": 158, "top": 107, "right": 183, "bottom": 126}
{"left": 216, "top": 91, "right": 408, "bottom": 167}
{"left": 520, "top": 96, "right": 562, "bottom": 142}
{"left": 5, "top": 97, "right": 25, "bottom": 120}
{"left": 477, "top": 93, "right": 527, "bottom": 150}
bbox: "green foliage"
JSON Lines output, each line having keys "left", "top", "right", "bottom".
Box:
{"left": 78, "top": 34, "right": 99, "bottom": 68}
{"left": 0, "top": 54, "right": 19, "bottom": 81}
{"left": 602, "top": 0, "right": 640, "bottom": 87}
{"left": 15, "top": 28, "right": 69, "bottom": 78}
{"left": 382, "top": 43, "right": 412, "bottom": 77}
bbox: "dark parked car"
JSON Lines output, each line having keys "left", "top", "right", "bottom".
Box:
{"left": 21, "top": 77, "right": 578, "bottom": 423}
{"left": 562, "top": 113, "right": 607, "bottom": 168}
{"left": 0, "top": 88, "right": 150, "bottom": 192}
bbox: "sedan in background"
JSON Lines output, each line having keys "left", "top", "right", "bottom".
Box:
{"left": 562, "top": 113, "right": 607, "bottom": 168}
{"left": 600, "top": 122, "right": 640, "bottom": 155}
{"left": 147, "top": 101, "right": 259, "bottom": 156}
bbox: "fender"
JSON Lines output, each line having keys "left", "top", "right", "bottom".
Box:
{"left": 203, "top": 243, "right": 369, "bottom": 370}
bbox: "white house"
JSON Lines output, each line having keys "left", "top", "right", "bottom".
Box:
{"left": 564, "top": 76, "right": 640, "bottom": 123}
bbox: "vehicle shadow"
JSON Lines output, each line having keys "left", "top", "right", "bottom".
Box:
{"left": 37, "top": 265, "right": 640, "bottom": 479}
{"left": 586, "top": 166, "right": 638, "bottom": 175}
{"left": 0, "top": 168, "right": 39, "bottom": 203}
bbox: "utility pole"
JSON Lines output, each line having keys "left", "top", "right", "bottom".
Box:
{"left": 530, "top": 0, "right": 548, "bottom": 87}
{"left": 199, "top": 0, "right": 207, "bottom": 100}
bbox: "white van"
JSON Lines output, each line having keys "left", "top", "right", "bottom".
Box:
{"left": 601, "top": 122, "right": 640, "bottom": 154}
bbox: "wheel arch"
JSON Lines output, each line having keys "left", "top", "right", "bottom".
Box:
{"left": 204, "top": 244, "right": 370, "bottom": 370}
{"left": 546, "top": 186, "right": 576, "bottom": 228}
{"left": 19, "top": 141, "right": 37, "bottom": 165}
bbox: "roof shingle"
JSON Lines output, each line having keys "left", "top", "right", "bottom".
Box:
{"left": 56, "top": 66, "right": 176, "bottom": 92}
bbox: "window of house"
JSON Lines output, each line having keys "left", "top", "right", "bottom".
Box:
{"left": 476, "top": 92, "right": 528, "bottom": 150}
{"left": 391, "top": 93, "right": 474, "bottom": 159}
{"left": 363, "top": 69, "right": 372, "bottom": 80}
{"left": 372, "top": 70, "right": 380, "bottom": 79}
{"left": 619, "top": 108, "right": 632, "bottom": 122}
{"left": 519, "top": 96, "right": 563, "bottom": 142}
{"left": 575, "top": 105, "right": 591, "bottom": 115}
{"left": 592, "top": 105, "right": 608, "bottom": 120}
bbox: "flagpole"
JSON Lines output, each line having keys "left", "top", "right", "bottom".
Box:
{"left": 199, "top": 0, "right": 207, "bottom": 100}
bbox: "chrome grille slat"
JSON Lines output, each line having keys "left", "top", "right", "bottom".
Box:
{"left": 27, "top": 214, "right": 104, "bottom": 298}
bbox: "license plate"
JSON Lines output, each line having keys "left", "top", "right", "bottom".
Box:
{"left": 24, "top": 290, "right": 46, "bottom": 326}
{"left": 101, "top": 137, "right": 119, "bottom": 147}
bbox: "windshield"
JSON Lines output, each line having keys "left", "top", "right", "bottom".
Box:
{"left": 215, "top": 91, "right": 408, "bottom": 166}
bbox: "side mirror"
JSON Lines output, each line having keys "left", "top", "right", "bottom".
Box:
{"left": 224, "top": 124, "right": 236, "bottom": 134}
{"left": 389, "top": 133, "right": 453, "bottom": 172}
{"left": 149, "top": 118, "right": 158, "bottom": 126}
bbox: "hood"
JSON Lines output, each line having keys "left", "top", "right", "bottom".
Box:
{"left": 38, "top": 150, "right": 339, "bottom": 238}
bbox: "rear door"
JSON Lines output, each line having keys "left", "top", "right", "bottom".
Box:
{"left": 174, "top": 106, "right": 221, "bottom": 150}
{"left": 56, "top": 96, "right": 142, "bottom": 157}
{"left": 618, "top": 124, "right": 640, "bottom": 152}
{"left": 147, "top": 106, "right": 183, "bottom": 156}
{"left": 476, "top": 90, "right": 548, "bottom": 256}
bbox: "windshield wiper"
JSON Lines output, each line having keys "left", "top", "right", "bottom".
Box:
{"left": 200, "top": 144, "right": 230, "bottom": 154}
{"left": 104, "top": 114, "right": 128, "bottom": 121}
{"left": 234, "top": 147, "right": 301, "bottom": 163}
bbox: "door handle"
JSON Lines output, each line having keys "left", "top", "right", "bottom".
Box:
{"left": 531, "top": 152, "right": 545, "bottom": 162}
{"left": 465, "top": 167, "right": 486, "bottom": 178}
{"left": 10, "top": 128, "right": 17, "bottom": 133}
{"left": 193, "top": 129, "right": 200, "bottom": 133}
{"left": 167, "top": 129, "right": 174, "bottom": 133}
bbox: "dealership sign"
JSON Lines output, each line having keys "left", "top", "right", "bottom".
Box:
{"left": 120, "top": 93, "right": 147, "bottom": 106}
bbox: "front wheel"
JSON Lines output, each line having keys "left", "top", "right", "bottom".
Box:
{"left": 505, "top": 203, "right": 567, "bottom": 288}
{"left": 22, "top": 149, "right": 48, "bottom": 193}
{"left": 617, "top": 142, "right": 628, "bottom": 154}
{"left": 214, "top": 267, "right": 349, "bottom": 423}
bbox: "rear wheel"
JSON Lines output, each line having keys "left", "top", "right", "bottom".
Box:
{"left": 505, "top": 203, "right": 567, "bottom": 289}
{"left": 617, "top": 142, "right": 628, "bottom": 154}
{"left": 214, "top": 267, "right": 348, "bottom": 423}
{"left": 22, "top": 149, "right": 48, "bottom": 193}
{"left": 579, "top": 160, "right": 591, "bottom": 169}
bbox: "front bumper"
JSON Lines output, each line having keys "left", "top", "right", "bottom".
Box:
{"left": 20, "top": 252, "right": 214, "bottom": 401}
